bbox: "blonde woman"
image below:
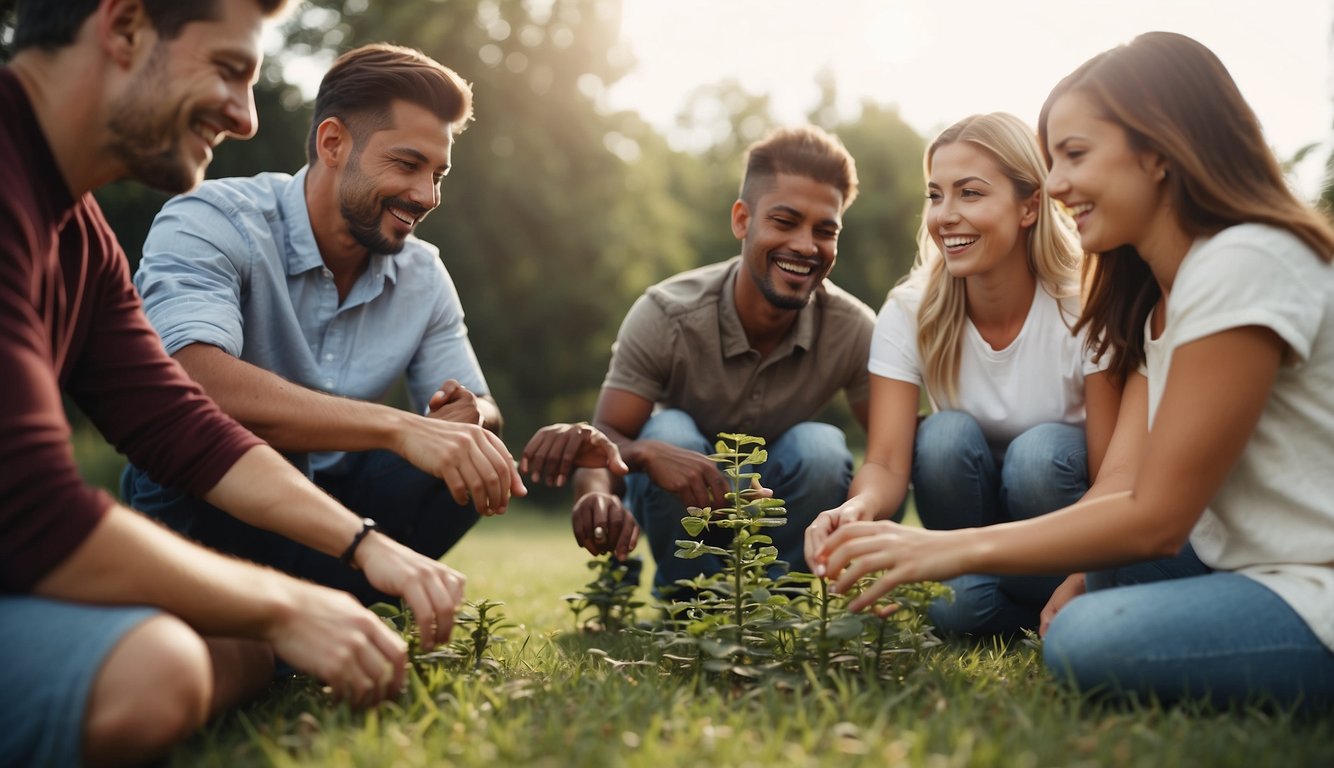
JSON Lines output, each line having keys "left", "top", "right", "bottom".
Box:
{"left": 806, "top": 113, "right": 1119, "bottom": 636}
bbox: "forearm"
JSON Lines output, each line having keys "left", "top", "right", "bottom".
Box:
{"left": 33, "top": 504, "right": 297, "bottom": 640}
{"left": 202, "top": 444, "right": 366, "bottom": 558}
{"left": 957, "top": 489, "right": 1188, "bottom": 576}
{"left": 572, "top": 466, "right": 624, "bottom": 498}
{"left": 845, "top": 461, "right": 909, "bottom": 521}
{"left": 175, "top": 344, "right": 404, "bottom": 454}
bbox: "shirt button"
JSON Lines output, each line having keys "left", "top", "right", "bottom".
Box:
{"left": 322, "top": 268, "right": 333, "bottom": 279}
{"left": 324, "top": 380, "right": 334, "bottom": 388}
{"left": 324, "top": 353, "right": 334, "bottom": 362}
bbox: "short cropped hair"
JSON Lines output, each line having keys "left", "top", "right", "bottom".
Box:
{"left": 739, "top": 126, "right": 859, "bottom": 213}
{"left": 13, "top": 0, "right": 287, "bottom": 52}
{"left": 306, "top": 43, "right": 474, "bottom": 163}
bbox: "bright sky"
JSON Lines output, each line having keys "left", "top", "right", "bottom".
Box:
{"left": 606, "top": 0, "right": 1332, "bottom": 198}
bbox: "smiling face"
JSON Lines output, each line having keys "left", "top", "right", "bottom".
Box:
{"left": 925, "top": 141, "right": 1038, "bottom": 280}
{"left": 336, "top": 99, "right": 453, "bottom": 255}
{"left": 1044, "top": 90, "right": 1170, "bottom": 255}
{"left": 106, "top": 0, "right": 265, "bottom": 193}
{"left": 732, "top": 173, "right": 843, "bottom": 311}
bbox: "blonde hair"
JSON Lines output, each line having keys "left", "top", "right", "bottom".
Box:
{"left": 897, "top": 113, "right": 1081, "bottom": 406}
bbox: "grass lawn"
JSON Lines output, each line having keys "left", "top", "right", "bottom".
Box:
{"left": 167, "top": 501, "right": 1334, "bottom": 768}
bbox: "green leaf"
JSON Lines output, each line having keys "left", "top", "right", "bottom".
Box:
{"left": 681, "top": 517, "right": 708, "bottom": 536}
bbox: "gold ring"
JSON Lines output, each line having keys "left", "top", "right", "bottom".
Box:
{"left": 593, "top": 526, "right": 606, "bottom": 540}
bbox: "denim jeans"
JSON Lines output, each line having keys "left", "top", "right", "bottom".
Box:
{"left": 1046, "top": 547, "right": 1334, "bottom": 712}
{"left": 625, "top": 409, "right": 853, "bottom": 596}
{"left": 912, "top": 411, "right": 1089, "bottom": 636}
{"left": 122, "top": 450, "right": 479, "bottom": 606}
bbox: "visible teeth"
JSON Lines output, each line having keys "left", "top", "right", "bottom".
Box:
{"left": 775, "top": 258, "right": 813, "bottom": 276}
{"left": 388, "top": 208, "right": 415, "bottom": 226}
{"left": 1067, "top": 203, "right": 1094, "bottom": 217}
{"left": 943, "top": 236, "right": 978, "bottom": 248}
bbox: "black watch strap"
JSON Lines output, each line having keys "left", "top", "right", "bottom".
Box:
{"left": 338, "top": 517, "right": 378, "bottom": 568}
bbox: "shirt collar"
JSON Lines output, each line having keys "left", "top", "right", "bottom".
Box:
{"left": 282, "top": 166, "right": 397, "bottom": 289}
{"left": 719, "top": 257, "right": 820, "bottom": 359}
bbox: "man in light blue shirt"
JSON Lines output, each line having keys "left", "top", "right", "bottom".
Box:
{"left": 124, "top": 44, "right": 526, "bottom": 607}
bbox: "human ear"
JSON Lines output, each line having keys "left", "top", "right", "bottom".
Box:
{"left": 730, "top": 199, "right": 751, "bottom": 241}
{"left": 1019, "top": 190, "right": 1041, "bottom": 229}
{"left": 1141, "top": 151, "right": 1170, "bottom": 184}
{"left": 98, "top": 0, "right": 152, "bottom": 69}
{"left": 315, "top": 117, "right": 350, "bottom": 168}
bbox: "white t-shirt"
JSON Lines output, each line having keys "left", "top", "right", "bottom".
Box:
{"left": 1147, "top": 223, "right": 1334, "bottom": 651}
{"left": 870, "top": 282, "right": 1104, "bottom": 458}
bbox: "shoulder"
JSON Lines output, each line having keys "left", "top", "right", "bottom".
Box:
{"left": 815, "top": 278, "right": 876, "bottom": 327}
{"left": 642, "top": 259, "right": 734, "bottom": 317}
{"left": 1180, "top": 224, "right": 1325, "bottom": 291}
{"left": 169, "top": 173, "right": 294, "bottom": 221}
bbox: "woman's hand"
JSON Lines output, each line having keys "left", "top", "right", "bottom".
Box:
{"left": 818, "top": 521, "right": 972, "bottom": 614}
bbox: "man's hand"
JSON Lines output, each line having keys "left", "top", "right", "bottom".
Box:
{"left": 572, "top": 491, "right": 639, "bottom": 560}
{"left": 354, "top": 532, "right": 466, "bottom": 649}
{"left": 396, "top": 417, "right": 526, "bottom": 516}
{"left": 639, "top": 441, "right": 731, "bottom": 510}
{"left": 427, "top": 379, "right": 483, "bottom": 426}
{"left": 521, "top": 422, "right": 629, "bottom": 488}
{"left": 263, "top": 580, "right": 408, "bottom": 709}
{"left": 1039, "top": 573, "right": 1087, "bottom": 637}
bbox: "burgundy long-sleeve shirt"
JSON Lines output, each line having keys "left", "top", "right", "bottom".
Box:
{"left": 0, "top": 68, "right": 262, "bottom": 592}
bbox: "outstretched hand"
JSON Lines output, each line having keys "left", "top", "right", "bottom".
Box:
{"left": 815, "top": 521, "right": 970, "bottom": 614}
{"left": 264, "top": 581, "right": 407, "bottom": 710}
{"left": 520, "top": 422, "right": 629, "bottom": 488}
{"left": 354, "top": 532, "right": 466, "bottom": 650}
{"left": 640, "top": 441, "right": 731, "bottom": 510}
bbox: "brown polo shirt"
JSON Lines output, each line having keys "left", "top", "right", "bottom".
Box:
{"left": 603, "top": 257, "right": 874, "bottom": 442}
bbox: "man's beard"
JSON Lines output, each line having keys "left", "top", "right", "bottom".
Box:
{"left": 338, "top": 160, "right": 427, "bottom": 255}
{"left": 106, "top": 47, "right": 200, "bottom": 194}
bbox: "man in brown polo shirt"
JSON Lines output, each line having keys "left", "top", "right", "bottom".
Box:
{"left": 570, "top": 126, "right": 875, "bottom": 595}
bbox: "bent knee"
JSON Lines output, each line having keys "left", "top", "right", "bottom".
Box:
{"left": 85, "top": 616, "right": 212, "bottom": 764}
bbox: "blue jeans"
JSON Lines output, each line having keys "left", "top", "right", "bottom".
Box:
{"left": 913, "top": 411, "right": 1088, "bottom": 636}
{"left": 625, "top": 409, "right": 853, "bottom": 596}
{"left": 122, "top": 450, "right": 479, "bottom": 606}
{"left": 1046, "top": 548, "right": 1334, "bottom": 712}
{"left": 0, "top": 598, "right": 158, "bottom": 768}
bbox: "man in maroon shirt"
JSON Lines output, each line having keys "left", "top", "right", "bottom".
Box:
{"left": 0, "top": 2, "right": 491, "bottom": 765}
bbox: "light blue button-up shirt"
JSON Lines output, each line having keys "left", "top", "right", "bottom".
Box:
{"left": 134, "top": 166, "right": 488, "bottom": 473}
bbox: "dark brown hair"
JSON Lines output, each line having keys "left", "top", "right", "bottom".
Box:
{"left": 14, "top": 0, "right": 287, "bottom": 51}
{"left": 739, "top": 125, "right": 859, "bottom": 212}
{"left": 306, "top": 43, "right": 473, "bottom": 163}
{"left": 1039, "top": 31, "right": 1334, "bottom": 384}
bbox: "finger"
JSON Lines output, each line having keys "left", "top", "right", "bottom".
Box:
{"left": 847, "top": 571, "right": 904, "bottom": 613}
{"left": 465, "top": 433, "right": 510, "bottom": 515}
{"left": 614, "top": 512, "right": 637, "bottom": 560}
{"left": 828, "top": 537, "right": 894, "bottom": 594}
{"left": 482, "top": 429, "right": 525, "bottom": 502}
{"left": 572, "top": 501, "right": 598, "bottom": 555}
{"left": 707, "top": 473, "right": 731, "bottom": 508}
{"left": 555, "top": 427, "right": 587, "bottom": 487}
{"left": 520, "top": 428, "right": 556, "bottom": 483}
{"left": 818, "top": 520, "right": 883, "bottom": 566}
{"left": 438, "top": 462, "right": 473, "bottom": 506}
{"left": 599, "top": 433, "right": 630, "bottom": 475}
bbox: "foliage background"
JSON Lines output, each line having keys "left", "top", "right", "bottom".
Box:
{"left": 2, "top": 0, "right": 1329, "bottom": 497}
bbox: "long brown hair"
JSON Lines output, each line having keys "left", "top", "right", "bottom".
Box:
{"left": 1039, "top": 31, "right": 1334, "bottom": 384}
